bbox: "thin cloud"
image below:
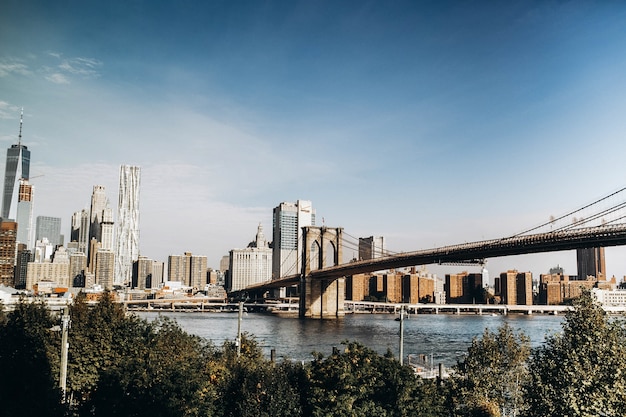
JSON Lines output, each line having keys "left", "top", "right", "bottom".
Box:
{"left": 58, "top": 57, "right": 102, "bottom": 77}
{"left": 45, "top": 73, "right": 70, "bottom": 84}
{"left": 40, "top": 54, "right": 102, "bottom": 84}
{"left": 0, "top": 101, "right": 20, "bottom": 120}
{"left": 0, "top": 60, "right": 30, "bottom": 77}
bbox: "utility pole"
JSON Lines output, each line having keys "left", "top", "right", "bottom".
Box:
{"left": 236, "top": 301, "right": 244, "bottom": 357}
{"left": 399, "top": 305, "right": 405, "bottom": 365}
{"left": 59, "top": 306, "right": 70, "bottom": 401}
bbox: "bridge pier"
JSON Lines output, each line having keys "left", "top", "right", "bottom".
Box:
{"left": 299, "top": 226, "right": 345, "bottom": 319}
{"left": 300, "top": 276, "right": 345, "bottom": 319}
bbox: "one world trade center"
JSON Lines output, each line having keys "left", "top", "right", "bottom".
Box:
{"left": 2, "top": 110, "right": 30, "bottom": 220}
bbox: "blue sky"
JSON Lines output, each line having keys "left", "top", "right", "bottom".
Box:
{"left": 1, "top": 0, "right": 626, "bottom": 280}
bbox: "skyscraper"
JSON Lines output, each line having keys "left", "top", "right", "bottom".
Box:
{"left": 88, "top": 185, "right": 108, "bottom": 265}
{"left": 71, "top": 209, "right": 90, "bottom": 254}
{"left": 576, "top": 247, "right": 606, "bottom": 280}
{"left": 100, "top": 207, "right": 114, "bottom": 250}
{"left": 89, "top": 186, "right": 107, "bottom": 241}
{"left": 272, "top": 200, "right": 315, "bottom": 279}
{"left": 95, "top": 249, "right": 115, "bottom": 290}
{"left": 16, "top": 179, "right": 34, "bottom": 247}
{"left": 2, "top": 110, "right": 30, "bottom": 220}
{"left": 35, "top": 216, "right": 62, "bottom": 248}
{"left": 0, "top": 221, "right": 17, "bottom": 286}
{"left": 114, "top": 165, "right": 141, "bottom": 285}
{"left": 358, "top": 236, "right": 385, "bottom": 260}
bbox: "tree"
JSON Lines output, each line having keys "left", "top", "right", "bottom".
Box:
{"left": 76, "top": 311, "right": 220, "bottom": 417}
{"left": 0, "top": 298, "right": 64, "bottom": 417}
{"left": 217, "top": 332, "right": 305, "bottom": 417}
{"left": 305, "top": 341, "right": 446, "bottom": 417}
{"left": 448, "top": 323, "right": 530, "bottom": 417}
{"left": 522, "top": 290, "right": 626, "bottom": 416}
{"left": 66, "top": 291, "right": 128, "bottom": 406}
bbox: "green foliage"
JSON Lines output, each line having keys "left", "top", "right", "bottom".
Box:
{"left": 65, "top": 293, "right": 221, "bottom": 417}
{"left": 219, "top": 359, "right": 305, "bottom": 417}
{"left": 449, "top": 322, "right": 530, "bottom": 417}
{"left": 67, "top": 292, "right": 127, "bottom": 403}
{"left": 0, "top": 298, "right": 64, "bottom": 417}
{"left": 522, "top": 290, "right": 626, "bottom": 417}
{"left": 305, "top": 341, "right": 446, "bottom": 417}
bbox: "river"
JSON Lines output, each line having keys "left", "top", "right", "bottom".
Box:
{"left": 136, "top": 310, "right": 564, "bottom": 368}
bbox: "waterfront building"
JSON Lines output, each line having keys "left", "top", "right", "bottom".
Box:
{"left": 497, "top": 270, "right": 532, "bottom": 305}
{"left": 14, "top": 245, "right": 31, "bottom": 288}
{"left": 69, "top": 251, "right": 87, "bottom": 287}
{"left": 272, "top": 200, "right": 315, "bottom": 279}
{"left": 384, "top": 272, "right": 402, "bottom": 303}
{"left": 205, "top": 283, "right": 227, "bottom": 300}
{"left": 538, "top": 272, "right": 596, "bottom": 305}
{"left": 133, "top": 256, "right": 153, "bottom": 290}
{"left": 576, "top": 247, "right": 606, "bottom": 281}
{"left": 207, "top": 269, "right": 219, "bottom": 285}
{"left": 402, "top": 268, "right": 437, "bottom": 304}
{"left": 346, "top": 273, "right": 371, "bottom": 301}
{"left": 358, "top": 236, "right": 385, "bottom": 260}
{"left": 1, "top": 110, "right": 30, "bottom": 220}
{"left": 26, "top": 247, "right": 71, "bottom": 290}
{"left": 95, "top": 249, "right": 115, "bottom": 290}
{"left": 16, "top": 179, "right": 33, "bottom": 247}
{"left": 592, "top": 288, "right": 626, "bottom": 306}
{"left": 366, "top": 272, "right": 403, "bottom": 303}
{"left": 228, "top": 224, "right": 272, "bottom": 291}
{"left": 35, "top": 216, "right": 62, "bottom": 248}
{"left": 152, "top": 261, "right": 165, "bottom": 288}
{"left": 516, "top": 271, "right": 533, "bottom": 305}
{"left": 0, "top": 220, "right": 18, "bottom": 286}
{"left": 114, "top": 165, "right": 141, "bottom": 285}
{"left": 168, "top": 252, "right": 208, "bottom": 289}
{"left": 220, "top": 255, "right": 229, "bottom": 273}
{"left": 444, "top": 272, "right": 485, "bottom": 304}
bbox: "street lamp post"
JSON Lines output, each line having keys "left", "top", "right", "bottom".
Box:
{"left": 59, "top": 306, "right": 70, "bottom": 401}
{"left": 236, "top": 301, "right": 244, "bottom": 357}
{"left": 399, "top": 305, "right": 405, "bottom": 365}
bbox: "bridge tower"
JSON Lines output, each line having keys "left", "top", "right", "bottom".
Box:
{"left": 300, "top": 226, "right": 345, "bottom": 318}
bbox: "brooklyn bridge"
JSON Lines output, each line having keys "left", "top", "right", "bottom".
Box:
{"left": 238, "top": 187, "right": 626, "bottom": 318}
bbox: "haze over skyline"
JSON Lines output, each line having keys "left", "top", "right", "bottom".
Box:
{"left": 2, "top": 1, "right": 626, "bottom": 280}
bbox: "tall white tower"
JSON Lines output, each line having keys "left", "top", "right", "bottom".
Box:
{"left": 114, "top": 165, "right": 141, "bottom": 285}
{"left": 272, "top": 200, "right": 315, "bottom": 279}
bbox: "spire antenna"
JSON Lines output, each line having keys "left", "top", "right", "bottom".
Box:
{"left": 18, "top": 108, "right": 23, "bottom": 145}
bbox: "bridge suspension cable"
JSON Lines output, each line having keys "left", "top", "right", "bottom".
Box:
{"left": 510, "top": 186, "right": 626, "bottom": 237}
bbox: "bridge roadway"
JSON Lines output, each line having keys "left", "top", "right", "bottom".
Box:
{"left": 243, "top": 223, "right": 626, "bottom": 292}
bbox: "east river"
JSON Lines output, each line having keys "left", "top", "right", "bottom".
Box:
{"left": 136, "top": 311, "right": 564, "bottom": 368}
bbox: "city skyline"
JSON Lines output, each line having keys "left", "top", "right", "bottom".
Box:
{"left": 2, "top": 1, "right": 626, "bottom": 279}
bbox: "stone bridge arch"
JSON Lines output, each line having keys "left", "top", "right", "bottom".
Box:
{"left": 300, "top": 226, "right": 345, "bottom": 318}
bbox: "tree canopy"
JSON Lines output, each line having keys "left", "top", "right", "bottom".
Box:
{"left": 522, "top": 291, "right": 626, "bottom": 417}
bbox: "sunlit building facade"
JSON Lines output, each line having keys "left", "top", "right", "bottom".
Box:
{"left": 272, "top": 200, "right": 315, "bottom": 279}
{"left": 16, "top": 179, "right": 33, "bottom": 247}
{"left": 229, "top": 224, "right": 272, "bottom": 291}
{"left": 114, "top": 165, "right": 141, "bottom": 285}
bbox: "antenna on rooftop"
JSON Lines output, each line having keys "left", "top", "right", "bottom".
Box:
{"left": 18, "top": 108, "right": 23, "bottom": 145}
